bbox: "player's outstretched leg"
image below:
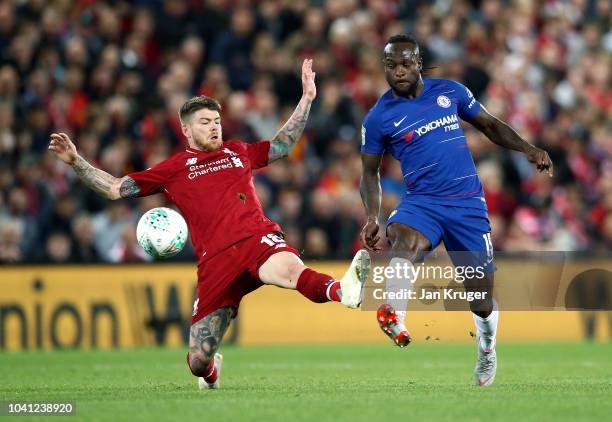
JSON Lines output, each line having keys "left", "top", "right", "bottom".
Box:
{"left": 257, "top": 249, "right": 371, "bottom": 308}
{"left": 187, "top": 307, "right": 232, "bottom": 390}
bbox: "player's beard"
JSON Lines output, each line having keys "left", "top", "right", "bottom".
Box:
{"left": 391, "top": 77, "right": 420, "bottom": 97}
{"left": 193, "top": 133, "right": 222, "bottom": 152}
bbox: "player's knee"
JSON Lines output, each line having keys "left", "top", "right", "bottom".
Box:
{"left": 389, "top": 238, "right": 420, "bottom": 262}
{"left": 387, "top": 226, "right": 429, "bottom": 261}
{"left": 272, "top": 256, "right": 305, "bottom": 286}
{"left": 187, "top": 352, "right": 212, "bottom": 377}
{"left": 259, "top": 252, "right": 304, "bottom": 288}
{"left": 286, "top": 261, "right": 306, "bottom": 284}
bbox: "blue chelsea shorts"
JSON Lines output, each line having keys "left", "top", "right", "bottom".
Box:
{"left": 387, "top": 200, "right": 496, "bottom": 272}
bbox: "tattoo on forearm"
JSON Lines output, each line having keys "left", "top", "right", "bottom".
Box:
{"left": 189, "top": 307, "right": 232, "bottom": 360}
{"left": 72, "top": 156, "right": 120, "bottom": 199}
{"left": 119, "top": 177, "right": 140, "bottom": 198}
{"left": 269, "top": 98, "right": 312, "bottom": 162}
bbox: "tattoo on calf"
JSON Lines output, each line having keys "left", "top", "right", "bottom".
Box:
{"left": 119, "top": 177, "right": 141, "bottom": 198}
{"left": 189, "top": 307, "right": 232, "bottom": 361}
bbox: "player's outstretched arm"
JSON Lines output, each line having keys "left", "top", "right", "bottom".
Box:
{"left": 467, "top": 107, "right": 554, "bottom": 177}
{"left": 48, "top": 132, "right": 140, "bottom": 200}
{"left": 359, "top": 152, "right": 383, "bottom": 252}
{"left": 268, "top": 59, "right": 316, "bottom": 163}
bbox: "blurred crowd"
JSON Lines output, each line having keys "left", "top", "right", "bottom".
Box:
{"left": 0, "top": 0, "right": 610, "bottom": 264}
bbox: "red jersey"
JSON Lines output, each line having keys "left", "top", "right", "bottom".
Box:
{"left": 128, "top": 140, "right": 281, "bottom": 263}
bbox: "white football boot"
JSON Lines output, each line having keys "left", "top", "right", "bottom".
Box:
{"left": 340, "top": 249, "right": 371, "bottom": 309}
{"left": 198, "top": 353, "right": 223, "bottom": 390}
{"left": 474, "top": 336, "right": 496, "bottom": 386}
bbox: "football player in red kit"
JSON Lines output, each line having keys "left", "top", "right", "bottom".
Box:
{"left": 48, "top": 59, "right": 370, "bottom": 390}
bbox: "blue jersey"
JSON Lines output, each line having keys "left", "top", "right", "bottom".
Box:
{"left": 362, "top": 78, "right": 486, "bottom": 210}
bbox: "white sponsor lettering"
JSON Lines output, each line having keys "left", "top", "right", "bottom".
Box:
{"left": 414, "top": 114, "right": 459, "bottom": 136}
{"left": 187, "top": 157, "right": 238, "bottom": 179}
{"left": 189, "top": 157, "right": 230, "bottom": 171}
{"left": 444, "top": 123, "right": 460, "bottom": 132}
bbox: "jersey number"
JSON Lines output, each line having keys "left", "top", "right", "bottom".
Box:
{"left": 260, "top": 233, "right": 285, "bottom": 247}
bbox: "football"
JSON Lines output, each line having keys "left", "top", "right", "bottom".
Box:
{"left": 136, "top": 207, "right": 188, "bottom": 259}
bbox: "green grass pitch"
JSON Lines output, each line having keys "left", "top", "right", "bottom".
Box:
{"left": 1, "top": 342, "right": 611, "bottom": 421}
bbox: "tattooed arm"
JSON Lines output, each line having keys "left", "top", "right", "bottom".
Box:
{"left": 268, "top": 59, "right": 317, "bottom": 163}
{"left": 72, "top": 156, "right": 140, "bottom": 200}
{"left": 48, "top": 132, "right": 140, "bottom": 200}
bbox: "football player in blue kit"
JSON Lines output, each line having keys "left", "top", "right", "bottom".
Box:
{"left": 359, "top": 34, "right": 553, "bottom": 386}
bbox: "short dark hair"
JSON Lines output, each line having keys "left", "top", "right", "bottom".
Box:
{"left": 385, "top": 34, "right": 420, "bottom": 49}
{"left": 179, "top": 96, "right": 221, "bottom": 122}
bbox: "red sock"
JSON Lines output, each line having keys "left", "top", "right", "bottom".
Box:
{"left": 203, "top": 361, "right": 218, "bottom": 384}
{"left": 296, "top": 268, "right": 340, "bottom": 303}
{"left": 187, "top": 352, "right": 218, "bottom": 383}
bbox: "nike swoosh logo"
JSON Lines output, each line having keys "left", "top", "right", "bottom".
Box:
{"left": 392, "top": 118, "right": 425, "bottom": 137}
{"left": 478, "top": 376, "right": 493, "bottom": 386}
{"left": 393, "top": 116, "right": 407, "bottom": 127}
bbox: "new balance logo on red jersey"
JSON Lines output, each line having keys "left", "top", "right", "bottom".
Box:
{"left": 231, "top": 157, "right": 244, "bottom": 168}
{"left": 223, "top": 147, "right": 237, "bottom": 156}
{"left": 186, "top": 157, "right": 198, "bottom": 166}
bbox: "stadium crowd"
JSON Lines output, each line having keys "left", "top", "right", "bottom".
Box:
{"left": 0, "top": 0, "right": 610, "bottom": 263}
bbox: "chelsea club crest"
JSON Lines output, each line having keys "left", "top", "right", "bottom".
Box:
{"left": 437, "top": 95, "right": 451, "bottom": 108}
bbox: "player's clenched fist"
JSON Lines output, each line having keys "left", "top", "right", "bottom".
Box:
{"left": 360, "top": 219, "right": 381, "bottom": 252}
{"left": 48, "top": 133, "right": 78, "bottom": 166}
{"left": 525, "top": 146, "right": 554, "bottom": 177}
{"left": 301, "top": 59, "right": 316, "bottom": 101}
